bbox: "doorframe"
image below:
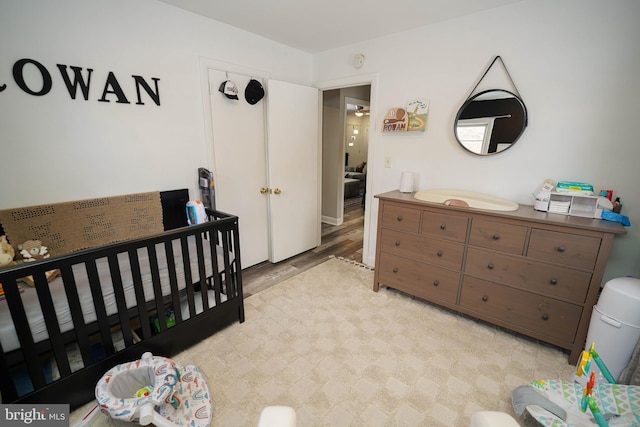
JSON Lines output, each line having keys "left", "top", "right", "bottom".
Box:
{"left": 314, "top": 73, "right": 379, "bottom": 267}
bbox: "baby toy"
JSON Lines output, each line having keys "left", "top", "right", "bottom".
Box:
{"left": 0, "top": 235, "right": 17, "bottom": 297}
{"left": 73, "top": 352, "right": 211, "bottom": 427}
{"left": 576, "top": 342, "right": 616, "bottom": 384}
{"left": 580, "top": 371, "right": 609, "bottom": 427}
{"left": 512, "top": 342, "right": 640, "bottom": 426}
{"left": 0, "top": 235, "right": 16, "bottom": 268}
{"left": 17, "top": 239, "right": 50, "bottom": 262}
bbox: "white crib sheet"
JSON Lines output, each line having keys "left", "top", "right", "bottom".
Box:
{"left": 0, "top": 236, "right": 229, "bottom": 353}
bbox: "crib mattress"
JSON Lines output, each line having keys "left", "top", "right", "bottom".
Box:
{"left": 0, "top": 236, "right": 228, "bottom": 353}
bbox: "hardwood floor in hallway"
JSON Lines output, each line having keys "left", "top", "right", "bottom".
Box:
{"left": 241, "top": 201, "right": 365, "bottom": 297}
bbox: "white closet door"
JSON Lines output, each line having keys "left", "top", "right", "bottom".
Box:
{"left": 266, "top": 79, "right": 320, "bottom": 262}
{"left": 209, "top": 69, "right": 269, "bottom": 268}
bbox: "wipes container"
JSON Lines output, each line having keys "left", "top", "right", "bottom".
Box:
{"left": 186, "top": 200, "right": 207, "bottom": 225}
{"left": 585, "top": 277, "right": 640, "bottom": 381}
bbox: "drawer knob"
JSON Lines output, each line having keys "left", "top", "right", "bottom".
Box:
{"left": 542, "top": 314, "right": 549, "bottom": 321}
{"left": 482, "top": 296, "right": 488, "bottom": 302}
{"left": 436, "top": 250, "right": 443, "bottom": 257}
{"left": 397, "top": 216, "right": 403, "bottom": 222}
{"left": 557, "top": 246, "right": 566, "bottom": 253}
{"left": 492, "top": 233, "right": 500, "bottom": 240}
{"left": 550, "top": 279, "right": 558, "bottom": 285}
{"left": 440, "top": 224, "right": 446, "bottom": 230}
{"left": 392, "top": 268, "right": 398, "bottom": 273}
{"left": 487, "top": 263, "right": 494, "bottom": 270}
{"left": 395, "top": 241, "right": 401, "bottom": 247}
{"left": 433, "top": 280, "right": 439, "bottom": 287}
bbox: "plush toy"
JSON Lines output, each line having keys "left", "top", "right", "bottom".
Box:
{"left": 0, "top": 235, "right": 18, "bottom": 297}
{"left": 12, "top": 239, "right": 59, "bottom": 287}
{"left": 0, "top": 235, "right": 16, "bottom": 268}
{"left": 17, "top": 239, "right": 50, "bottom": 262}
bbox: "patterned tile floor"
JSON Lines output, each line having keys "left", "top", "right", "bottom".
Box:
{"left": 71, "top": 257, "right": 575, "bottom": 426}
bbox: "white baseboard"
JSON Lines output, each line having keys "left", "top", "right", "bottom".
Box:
{"left": 321, "top": 215, "right": 341, "bottom": 226}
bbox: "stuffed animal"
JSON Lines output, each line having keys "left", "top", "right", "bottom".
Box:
{"left": 0, "top": 235, "right": 17, "bottom": 297}
{"left": 17, "top": 239, "right": 50, "bottom": 262}
{"left": 11, "top": 239, "right": 59, "bottom": 287}
{"left": 0, "top": 235, "right": 16, "bottom": 267}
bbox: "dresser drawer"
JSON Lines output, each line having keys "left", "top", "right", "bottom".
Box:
{"left": 378, "top": 253, "right": 459, "bottom": 304}
{"left": 460, "top": 276, "right": 582, "bottom": 343}
{"left": 528, "top": 229, "right": 600, "bottom": 270}
{"left": 420, "top": 210, "right": 469, "bottom": 242}
{"left": 469, "top": 219, "right": 527, "bottom": 254}
{"left": 381, "top": 204, "right": 421, "bottom": 233}
{"left": 380, "top": 228, "right": 464, "bottom": 270}
{"left": 464, "top": 247, "right": 592, "bottom": 303}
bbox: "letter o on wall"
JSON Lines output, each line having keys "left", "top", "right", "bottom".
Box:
{"left": 13, "top": 58, "right": 52, "bottom": 96}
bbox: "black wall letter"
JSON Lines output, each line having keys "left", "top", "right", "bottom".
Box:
{"left": 13, "top": 58, "right": 52, "bottom": 96}
{"left": 132, "top": 76, "right": 160, "bottom": 106}
{"left": 98, "top": 72, "right": 130, "bottom": 104}
{"left": 57, "top": 64, "right": 93, "bottom": 100}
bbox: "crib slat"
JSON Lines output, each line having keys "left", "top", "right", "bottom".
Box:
{"left": 195, "top": 233, "right": 209, "bottom": 312}
{"left": 3, "top": 275, "right": 47, "bottom": 390}
{"left": 221, "top": 229, "right": 235, "bottom": 296}
{"left": 147, "top": 244, "right": 167, "bottom": 332}
{"left": 0, "top": 339, "right": 17, "bottom": 402}
{"left": 85, "top": 260, "right": 114, "bottom": 355}
{"left": 164, "top": 240, "right": 182, "bottom": 324}
{"left": 181, "top": 235, "right": 196, "bottom": 318}
{"left": 208, "top": 236, "right": 222, "bottom": 306}
{"left": 0, "top": 278, "right": 23, "bottom": 402}
{"left": 129, "top": 249, "right": 152, "bottom": 339}
{"left": 231, "top": 219, "right": 245, "bottom": 322}
{"left": 107, "top": 253, "right": 134, "bottom": 348}
{"left": 32, "top": 271, "right": 71, "bottom": 377}
{"left": 60, "top": 265, "right": 94, "bottom": 367}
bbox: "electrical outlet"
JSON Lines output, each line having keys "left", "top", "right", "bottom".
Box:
{"left": 384, "top": 156, "right": 391, "bottom": 168}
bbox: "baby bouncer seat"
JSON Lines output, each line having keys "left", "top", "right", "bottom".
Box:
{"left": 512, "top": 344, "right": 640, "bottom": 427}
{"left": 77, "top": 352, "right": 211, "bottom": 427}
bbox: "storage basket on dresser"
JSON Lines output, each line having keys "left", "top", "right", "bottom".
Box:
{"left": 373, "top": 191, "right": 626, "bottom": 364}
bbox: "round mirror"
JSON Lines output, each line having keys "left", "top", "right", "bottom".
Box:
{"left": 454, "top": 89, "right": 527, "bottom": 155}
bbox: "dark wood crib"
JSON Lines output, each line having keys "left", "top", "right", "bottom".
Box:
{"left": 0, "top": 190, "right": 244, "bottom": 409}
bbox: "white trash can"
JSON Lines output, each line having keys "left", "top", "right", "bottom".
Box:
{"left": 585, "top": 277, "right": 640, "bottom": 381}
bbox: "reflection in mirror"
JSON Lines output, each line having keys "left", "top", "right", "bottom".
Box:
{"left": 454, "top": 89, "right": 527, "bottom": 155}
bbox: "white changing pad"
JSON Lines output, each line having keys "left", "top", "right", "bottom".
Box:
{"left": 0, "top": 236, "right": 231, "bottom": 353}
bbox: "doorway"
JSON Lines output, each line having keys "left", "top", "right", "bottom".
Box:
{"left": 344, "top": 99, "right": 370, "bottom": 211}
{"left": 318, "top": 85, "right": 371, "bottom": 265}
{"left": 320, "top": 85, "right": 371, "bottom": 227}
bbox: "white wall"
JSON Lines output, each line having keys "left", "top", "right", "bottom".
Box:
{"left": 0, "top": 0, "right": 311, "bottom": 209}
{"left": 1, "top": 0, "right": 638, "bottom": 283}
{"left": 314, "top": 0, "right": 640, "bottom": 282}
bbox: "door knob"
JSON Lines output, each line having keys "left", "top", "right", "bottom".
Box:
{"left": 273, "top": 188, "right": 282, "bottom": 195}
{"left": 260, "top": 187, "right": 271, "bottom": 194}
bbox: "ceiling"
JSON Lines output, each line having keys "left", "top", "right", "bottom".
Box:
{"left": 155, "top": 0, "right": 523, "bottom": 53}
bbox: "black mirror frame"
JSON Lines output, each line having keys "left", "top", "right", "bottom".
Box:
{"left": 454, "top": 89, "right": 528, "bottom": 156}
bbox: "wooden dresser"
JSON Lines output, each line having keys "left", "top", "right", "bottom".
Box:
{"left": 373, "top": 191, "right": 627, "bottom": 364}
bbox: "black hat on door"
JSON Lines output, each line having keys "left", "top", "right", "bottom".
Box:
{"left": 245, "top": 79, "right": 265, "bottom": 105}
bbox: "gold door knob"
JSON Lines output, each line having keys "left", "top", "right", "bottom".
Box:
{"left": 260, "top": 187, "right": 270, "bottom": 194}
{"left": 273, "top": 188, "right": 282, "bottom": 195}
